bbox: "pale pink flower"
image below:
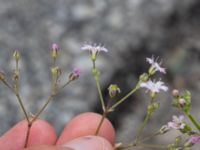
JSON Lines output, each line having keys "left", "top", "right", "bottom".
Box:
{"left": 168, "top": 115, "right": 185, "bottom": 130}
{"left": 188, "top": 135, "right": 200, "bottom": 145}
{"left": 146, "top": 56, "right": 166, "bottom": 74}
{"left": 140, "top": 80, "right": 168, "bottom": 93}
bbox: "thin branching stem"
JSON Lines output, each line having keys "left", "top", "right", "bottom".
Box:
{"left": 95, "top": 111, "right": 107, "bottom": 135}
{"left": 109, "top": 82, "right": 141, "bottom": 111}
{"left": 135, "top": 112, "right": 152, "bottom": 143}
{"left": 95, "top": 77, "right": 106, "bottom": 111}
{"left": 30, "top": 95, "right": 53, "bottom": 124}
{"left": 1, "top": 79, "right": 30, "bottom": 123}
{"left": 16, "top": 93, "right": 30, "bottom": 123}
{"left": 185, "top": 112, "right": 200, "bottom": 132}
{"left": 92, "top": 60, "right": 106, "bottom": 111}
{"left": 119, "top": 142, "right": 167, "bottom": 149}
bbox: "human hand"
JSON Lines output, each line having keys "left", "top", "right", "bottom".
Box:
{"left": 0, "top": 112, "right": 115, "bottom": 150}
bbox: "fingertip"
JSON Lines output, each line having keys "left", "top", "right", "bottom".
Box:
{"left": 0, "top": 120, "right": 28, "bottom": 150}
{"left": 57, "top": 112, "right": 115, "bottom": 145}
{"left": 62, "top": 136, "right": 113, "bottom": 150}
{"left": 27, "top": 119, "right": 57, "bottom": 146}
{"left": 0, "top": 119, "right": 57, "bottom": 150}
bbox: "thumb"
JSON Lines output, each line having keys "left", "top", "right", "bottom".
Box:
{"left": 62, "top": 136, "right": 113, "bottom": 150}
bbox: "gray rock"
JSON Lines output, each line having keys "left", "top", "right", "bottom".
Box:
{"left": 0, "top": 0, "right": 200, "bottom": 149}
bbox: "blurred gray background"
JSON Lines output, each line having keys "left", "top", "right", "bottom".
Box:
{"left": 0, "top": 0, "right": 200, "bottom": 149}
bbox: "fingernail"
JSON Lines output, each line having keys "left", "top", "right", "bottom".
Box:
{"left": 62, "top": 136, "right": 112, "bottom": 150}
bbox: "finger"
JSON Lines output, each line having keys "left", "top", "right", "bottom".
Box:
{"left": 27, "top": 119, "right": 57, "bottom": 146}
{"left": 56, "top": 112, "right": 115, "bottom": 145}
{"left": 24, "top": 145, "right": 73, "bottom": 150}
{"left": 63, "top": 136, "right": 113, "bottom": 150}
{"left": 25, "top": 136, "right": 113, "bottom": 150}
{"left": 0, "top": 120, "right": 57, "bottom": 150}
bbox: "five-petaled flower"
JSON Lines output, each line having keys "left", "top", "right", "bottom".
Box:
{"left": 168, "top": 115, "right": 185, "bottom": 130}
{"left": 140, "top": 80, "right": 168, "bottom": 94}
{"left": 146, "top": 56, "right": 166, "bottom": 74}
{"left": 81, "top": 44, "right": 108, "bottom": 61}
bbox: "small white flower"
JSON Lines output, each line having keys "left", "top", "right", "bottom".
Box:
{"left": 81, "top": 44, "right": 108, "bottom": 61}
{"left": 168, "top": 115, "right": 185, "bottom": 130}
{"left": 146, "top": 56, "right": 166, "bottom": 74}
{"left": 81, "top": 44, "right": 108, "bottom": 53}
{"left": 140, "top": 80, "right": 168, "bottom": 93}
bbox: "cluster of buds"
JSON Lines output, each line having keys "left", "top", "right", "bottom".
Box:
{"left": 50, "top": 43, "right": 81, "bottom": 94}
{"left": 172, "top": 89, "right": 191, "bottom": 113}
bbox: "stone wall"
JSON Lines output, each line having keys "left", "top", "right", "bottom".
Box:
{"left": 0, "top": 0, "right": 200, "bottom": 149}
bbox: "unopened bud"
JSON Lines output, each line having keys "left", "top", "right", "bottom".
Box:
{"left": 139, "top": 73, "right": 149, "bottom": 82}
{"left": 51, "top": 43, "right": 59, "bottom": 59}
{"left": 108, "top": 84, "right": 121, "bottom": 98}
{"left": 69, "top": 68, "right": 81, "bottom": 81}
{"left": 153, "top": 102, "right": 160, "bottom": 109}
{"left": 179, "top": 98, "right": 186, "bottom": 107}
{"left": 159, "top": 125, "right": 170, "bottom": 134}
{"left": 175, "top": 136, "right": 182, "bottom": 145}
{"left": 13, "top": 50, "right": 20, "bottom": 62}
{"left": 51, "top": 66, "right": 62, "bottom": 78}
{"left": 172, "top": 89, "right": 179, "bottom": 97}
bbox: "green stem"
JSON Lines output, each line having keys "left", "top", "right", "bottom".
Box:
{"left": 141, "top": 131, "right": 160, "bottom": 142}
{"left": 30, "top": 80, "right": 71, "bottom": 124}
{"left": 60, "top": 80, "right": 71, "bottom": 91}
{"left": 95, "top": 77, "right": 106, "bottom": 111}
{"left": 95, "top": 111, "right": 107, "bottom": 135}
{"left": 109, "top": 82, "right": 140, "bottom": 111}
{"left": 16, "top": 93, "right": 30, "bottom": 123}
{"left": 30, "top": 95, "right": 53, "bottom": 124}
{"left": 135, "top": 112, "right": 152, "bottom": 143}
{"left": 186, "top": 112, "right": 200, "bottom": 132}
{"left": 119, "top": 142, "right": 167, "bottom": 150}
{"left": 1, "top": 79, "right": 30, "bottom": 123}
{"left": 92, "top": 60, "right": 106, "bottom": 111}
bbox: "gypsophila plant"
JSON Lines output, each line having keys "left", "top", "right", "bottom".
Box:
{"left": 1, "top": 43, "right": 200, "bottom": 150}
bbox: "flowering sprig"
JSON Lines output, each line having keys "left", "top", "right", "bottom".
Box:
{"left": 0, "top": 44, "right": 81, "bottom": 148}
{"left": 2, "top": 42, "right": 200, "bottom": 150}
